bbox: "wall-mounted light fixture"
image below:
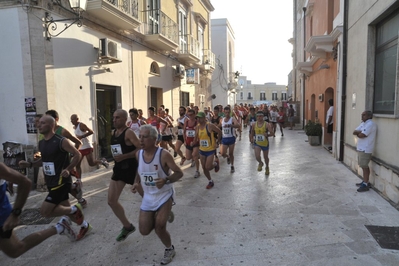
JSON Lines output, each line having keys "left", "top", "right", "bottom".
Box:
{"left": 202, "top": 60, "right": 211, "bottom": 76}
{"left": 318, "top": 63, "right": 330, "bottom": 70}
{"left": 45, "top": 0, "right": 87, "bottom": 40}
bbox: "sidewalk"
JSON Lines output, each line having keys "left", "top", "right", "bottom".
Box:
{"left": 2, "top": 128, "right": 399, "bottom": 265}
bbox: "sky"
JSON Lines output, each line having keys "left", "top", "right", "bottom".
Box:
{"left": 210, "top": 0, "right": 293, "bottom": 85}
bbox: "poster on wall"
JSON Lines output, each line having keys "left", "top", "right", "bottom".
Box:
{"left": 2, "top": 141, "right": 26, "bottom": 175}
{"left": 186, "top": 68, "right": 200, "bottom": 84}
{"left": 25, "top": 97, "right": 37, "bottom": 133}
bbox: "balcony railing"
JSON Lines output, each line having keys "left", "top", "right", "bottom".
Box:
{"left": 202, "top": 49, "right": 215, "bottom": 69}
{"left": 247, "top": 96, "right": 253, "bottom": 100}
{"left": 141, "top": 9, "right": 178, "bottom": 44}
{"left": 104, "top": 0, "right": 139, "bottom": 18}
{"left": 180, "top": 34, "right": 200, "bottom": 58}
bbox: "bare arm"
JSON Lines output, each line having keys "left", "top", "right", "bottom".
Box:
{"left": 62, "top": 128, "right": 82, "bottom": 149}
{"left": 78, "top": 123, "right": 94, "bottom": 139}
{"left": 155, "top": 150, "right": 183, "bottom": 189}
{"left": 113, "top": 129, "right": 140, "bottom": 162}
{"left": 0, "top": 163, "right": 32, "bottom": 230}
{"left": 61, "top": 138, "right": 82, "bottom": 177}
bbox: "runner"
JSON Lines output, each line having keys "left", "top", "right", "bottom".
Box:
{"left": 131, "top": 125, "right": 183, "bottom": 265}
{"left": 109, "top": 109, "right": 140, "bottom": 241}
{"left": 195, "top": 112, "right": 222, "bottom": 189}
{"left": 250, "top": 111, "right": 274, "bottom": 175}
{"left": 175, "top": 106, "right": 187, "bottom": 165}
{"left": 183, "top": 109, "right": 200, "bottom": 178}
{"left": 210, "top": 106, "right": 222, "bottom": 161}
{"left": 233, "top": 105, "right": 243, "bottom": 141}
{"left": 277, "top": 106, "right": 286, "bottom": 136}
{"left": 269, "top": 106, "right": 278, "bottom": 137}
{"left": 128, "top": 108, "right": 146, "bottom": 137}
{"left": 146, "top": 107, "right": 170, "bottom": 146}
{"left": 246, "top": 107, "right": 257, "bottom": 145}
{"left": 220, "top": 106, "right": 240, "bottom": 173}
{"left": 159, "top": 109, "right": 176, "bottom": 156}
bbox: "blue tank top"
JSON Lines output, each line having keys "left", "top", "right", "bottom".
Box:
{"left": 0, "top": 181, "right": 12, "bottom": 227}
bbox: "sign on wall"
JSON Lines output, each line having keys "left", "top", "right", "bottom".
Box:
{"left": 25, "top": 97, "right": 37, "bottom": 134}
{"left": 186, "top": 68, "right": 200, "bottom": 84}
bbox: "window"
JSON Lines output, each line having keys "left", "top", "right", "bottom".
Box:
{"left": 248, "top": 92, "right": 252, "bottom": 100}
{"left": 150, "top": 62, "right": 159, "bottom": 75}
{"left": 260, "top": 92, "right": 266, "bottom": 101}
{"left": 181, "top": 91, "right": 189, "bottom": 107}
{"left": 272, "top": 92, "right": 277, "bottom": 100}
{"left": 147, "top": 0, "right": 160, "bottom": 34}
{"left": 374, "top": 11, "right": 399, "bottom": 114}
{"left": 240, "top": 92, "right": 243, "bottom": 100}
{"left": 179, "top": 9, "right": 188, "bottom": 53}
{"left": 281, "top": 92, "right": 287, "bottom": 101}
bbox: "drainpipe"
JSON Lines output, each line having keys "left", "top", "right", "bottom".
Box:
{"left": 339, "top": 0, "right": 348, "bottom": 161}
{"left": 293, "top": 0, "right": 297, "bottom": 102}
{"left": 302, "top": 6, "right": 307, "bottom": 129}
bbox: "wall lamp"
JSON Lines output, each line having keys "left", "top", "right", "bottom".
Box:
{"left": 45, "top": 0, "right": 87, "bottom": 40}
{"left": 318, "top": 63, "right": 330, "bottom": 70}
{"left": 202, "top": 60, "right": 211, "bottom": 76}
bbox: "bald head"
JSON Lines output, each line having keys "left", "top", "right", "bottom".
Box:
{"left": 39, "top": 115, "right": 55, "bottom": 135}
{"left": 70, "top": 114, "right": 79, "bottom": 126}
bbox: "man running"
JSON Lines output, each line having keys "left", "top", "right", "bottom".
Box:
{"left": 70, "top": 114, "right": 109, "bottom": 177}
{"left": 195, "top": 112, "right": 222, "bottom": 189}
{"left": 128, "top": 108, "right": 146, "bottom": 137}
{"left": 250, "top": 111, "right": 274, "bottom": 175}
{"left": 175, "top": 106, "right": 187, "bottom": 165}
{"left": 19, "top": 115, "right": 91, "bottom": 240}
{"left": 183, "top": 109, "right": 201, "bottom": 178}
{"left": 220, "top": 106, "right": 240, "bottom": 173}
{"left": 147, "top": 107, "right": 170, "bottom": 146}
{"left": 131, "top": 125, "right": 183, "bottom": 265}
{"left": 109, "top": 109, "right": 140, "bottom": 241}
{"left": 0, "top": 163, "right": 76, "bottom": 258}
{"left": 159, "top": 109, "right": 176, "bottom": 156}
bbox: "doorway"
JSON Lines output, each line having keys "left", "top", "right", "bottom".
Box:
{"left": 96, "top": 85, "right": 118, "bottom": 160}
{"left": 150, "top": 86, "right": 163, "bottom": 111}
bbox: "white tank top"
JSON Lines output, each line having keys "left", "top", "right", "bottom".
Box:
{"left": 74, "top": 123, "right": 92, "bottom": 150}
{"left": 138, "top": 148, "right": 173, "bottom": 211}
{"left": 221, "top": 117, "right": 234, "bottom": 138}
{"left": 177, "top": 116, "right": 187, "bottom": 135}
{"left": 129, "top": 120, "right": 141, "bottom": 136}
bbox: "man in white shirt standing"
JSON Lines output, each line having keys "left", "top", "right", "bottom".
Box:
{"left": 326, "top": 99, "right": 334, "bottom": 134}
{"left": 353, "top": 111, "right": 377, "bottom": 192}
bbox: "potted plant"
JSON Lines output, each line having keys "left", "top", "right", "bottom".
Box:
{"left": 304, "top": 120, "right": 322, "bottom": 146}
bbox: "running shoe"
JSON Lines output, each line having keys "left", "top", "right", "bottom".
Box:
{"left": 357, "top": 183, "right": 370, "bottom": 192}
{"left": 191, "top": 160, "right": 195, "bottom": 167}
{"left": 160, "top": 246, "right": 176, "bottom": 265}
{"left": 265, "top": 166, "right": 270, "bottom": 175}
{"left": 101, "top": 158, "right": 109, "bottom": 169}
{"left": 77, "top": 223, "right": 92, "bottom": 240}
{"left": 230, "top": 166, "right": 235, "bottom": 173}
{"left": 356, "top": 181, "right": 371, "bottom": 188}
{"left": 227, "top": 157, "right": 231, "bottom": 165}
{"left": 180, "top": 157, "right": 186, "bottom": 166}
{"left": 257, "top": 162, "right": 264, "bottom": 172}
{"left": 194, "top": 171, "right": 200, "bottom": 178}
{"left": 73, "top": 180, "right": 83, "bottom": 199}
{"left": 74, "top": 203, "right": 84, "bottom": 225}
{"left": 214, "top": 158, "right": 220, "bottom": 173}
{"left": 58, "top": 216, "right": 76, "bottom": 241}
{"left": 116, "top": 224, "right": 136, "bottom": 242}
{"left": 78, "top": 198, "right": 87, "bottom": 208}
{"left": 168, "top": 211, "right": 175, "bottom": 223}
{"left": 206, "top": 181, "right": 214, "bottom": 189}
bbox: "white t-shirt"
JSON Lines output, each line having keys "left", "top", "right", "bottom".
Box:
{"left": 326, "top": 106, "right": 333, "bottom": 125}
{"left": 355, "top": 119, "right": 377, "bottom": 153}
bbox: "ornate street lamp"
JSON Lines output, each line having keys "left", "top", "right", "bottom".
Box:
{"left": 45, "top": 0, "right": 87, "bottom": 40}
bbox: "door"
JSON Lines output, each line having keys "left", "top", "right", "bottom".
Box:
{"left": 147, "top": 0, "right": 159, "bottom": 34}
{"left": 96, "top": 86, "right": 117, "bottom": 160}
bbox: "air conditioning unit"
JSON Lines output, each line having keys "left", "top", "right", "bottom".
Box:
{"left": 318, "top": 94, "right": 324, "bottom": 102}
{"left": 99, "top": 38, "right": 122, "bottom": 63}
{"left": 175, "top": 65, "right": 185, "bottom": 79}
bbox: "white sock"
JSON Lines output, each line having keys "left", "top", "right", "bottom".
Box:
{"left": 55, "top": 223, "right": 64, "bottom": 234}
{"left": 70, "top": 205, "right": 77, "bottom": 214}
{"left": 82, "top": 220, "right": 88, "bottom": 228}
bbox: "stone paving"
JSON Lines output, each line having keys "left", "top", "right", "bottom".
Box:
{"left": 2, "top": 128, "right": 399, "bottom": 265}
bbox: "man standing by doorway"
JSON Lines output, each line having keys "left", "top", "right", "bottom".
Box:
{"left": 353, "top": 111, "right": 377, "bottom": 192}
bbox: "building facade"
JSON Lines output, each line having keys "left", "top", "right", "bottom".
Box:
{"left": 0, "top": 0, "right": 215, "bottom": 173}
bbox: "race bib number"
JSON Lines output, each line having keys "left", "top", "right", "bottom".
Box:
{"left": 200, "top": 139, "right": 209, "bottom": 147}
{"left": 141, "top": 171, "right": 158, "bottom": 187}
{"left": 223, "top": 128, "right": 230, "bottom": 135}
{"left": 111, "top": 144, "right": 122, "bottom": 157}
{"left": 178, "top": 129, "right": 184, "bottom": 135}
{"left": 256, "top": 135, "right": 265, "bottom": 142}
{"left": 43, "top": 162, "right": 56, "bottom": 176}
{"left": 186, "top": 130, "right": 195, "bottom": 137}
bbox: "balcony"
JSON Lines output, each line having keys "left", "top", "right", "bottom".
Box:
{"left": 202, "top": 49, "right": 215, "bottom": 69}
{"left": 86, "top": 0, "right": 141, "bottom": 30}
{"left": 139, "top": 9, "right": 178, "bottom": 51}
{"left": 247, "top": 96, "right": 253, "bottom": 100}
{"left": 177, "top": 34, "right": 201, "bottom": 65}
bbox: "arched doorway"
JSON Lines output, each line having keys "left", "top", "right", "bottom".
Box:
{"left": 324, "top": 87, "right": 334, "bottom": 149}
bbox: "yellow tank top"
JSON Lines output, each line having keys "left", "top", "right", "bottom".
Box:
{"left": 254, "top": 122, "right": 269, "bottom": 146}
{"left": 198, "top": 124, "right": 215, "bottom": 152}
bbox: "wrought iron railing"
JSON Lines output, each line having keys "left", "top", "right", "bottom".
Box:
{"left": 141, "top": 9, "right": 178, "bottom": 44}
{"left": 104, "top": 0, "right": 139, "bottom": 19}
{"left": 202, "top": 49, "right": 215, "bottom": 68}
{"left": 179, "top": 34, "right": 200, "bottom": 58}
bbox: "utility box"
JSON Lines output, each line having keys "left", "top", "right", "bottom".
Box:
{"left": 2, "top": 141, "right": 35, "bottom": 184}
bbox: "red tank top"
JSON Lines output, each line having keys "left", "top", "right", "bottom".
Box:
{"left": 185, "top": 120, "right": 197, "bottom": 145}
